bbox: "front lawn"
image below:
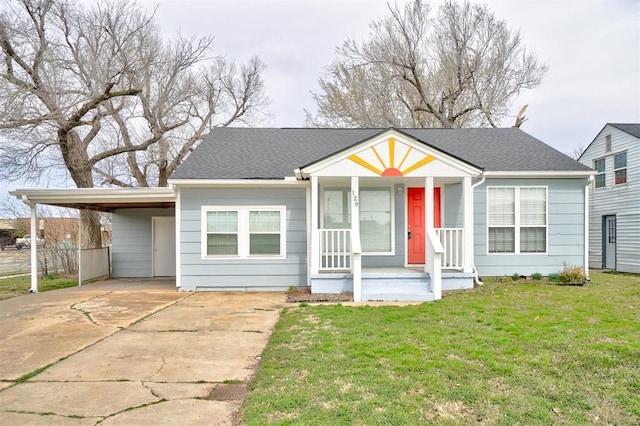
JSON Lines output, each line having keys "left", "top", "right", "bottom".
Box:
{"left": 241, "top": 271, "right": 640, "bottom": 424}
{"left": 0, "top": 274, "right": 79, "bottom": 300}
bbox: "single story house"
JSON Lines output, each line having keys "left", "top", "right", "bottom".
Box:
{"left": 11, "top": 127, "right": 594, "bottom": 301}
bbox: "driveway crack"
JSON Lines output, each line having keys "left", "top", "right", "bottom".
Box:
{"left": 69, "top": 289, "right": 121, "bottom": 327}
{"left": 143, "top": 356, "right": 166, "bottom": 381}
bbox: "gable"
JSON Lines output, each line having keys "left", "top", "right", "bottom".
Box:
{"left": 580, "top": 123, "right": 640, "bottom": 163}
{"left": 300, "top": 129, "right": 481, "bottom": 178}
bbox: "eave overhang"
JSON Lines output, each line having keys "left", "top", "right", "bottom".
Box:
{"left": 9, "top": 187, "right": 176, "bottom": 212}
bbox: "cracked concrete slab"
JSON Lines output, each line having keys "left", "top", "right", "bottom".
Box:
{"left": 0, "top": 280, "right": 286, "bottom": 424}
{"left": 0, "top": 279, "right": 188, "bottom": 381}
{"left": 143, "top": 382, "right": 214, "bottom": 400}
{"left": 37, "top": 326, "right": 273, "bottom": 383}
{"left": 0, "top": 411, "right": 100, "bottom": 425}
{"left": 0, "top": 381, "right": 160, "bottom": 417}
{"left": 99, "top": 399, "right": 235, "bottom": 425}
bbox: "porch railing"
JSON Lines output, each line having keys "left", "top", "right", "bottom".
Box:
{"left": 319, "top": 229, "right": 351, "bottom": 270}
{"left": 435, "top": 228, "right": 464, "bottom": 270}
{"left": 426, "top": 228, "right": 444, "bottom": 300}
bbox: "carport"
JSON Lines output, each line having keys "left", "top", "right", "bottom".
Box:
{"left": 8, "top": 187, "right": 176, "bottom": 292}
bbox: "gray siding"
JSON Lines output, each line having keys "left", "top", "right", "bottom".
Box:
{"left": 618, "top": 213, "right": 640, "bottom": 273}
{"left": 180, "top": 187, "right": 307, "bottom": 291}
{"left": 579, "top": 125, "right": 640, "bottom": 271}
{"left": 473, "top": 178, "right": 587, "bottom": 276}
{"left": 112, "top": 208, "right": 175, "bottom": 278}
{"left": 444, "top": 182, "right": 463, "bottom": 228}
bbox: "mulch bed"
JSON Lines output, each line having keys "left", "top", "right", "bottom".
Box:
{"left": 287, "top": 287, "right": 353, "bottom": 303}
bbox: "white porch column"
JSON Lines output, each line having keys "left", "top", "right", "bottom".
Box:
{"left": 424, "top": 177, "right": 434, "bottom": 273}
{"left": 351, "top": 176, "right": 361, "bottom": 302}
{"left": 462, "top": 176, "right": 474, "bottom": 273}
{"left": 29, "top": 202, "right": 38, "bottom": 293}
{"left": 310, "top": 176, "right": 319, "bottom": 275}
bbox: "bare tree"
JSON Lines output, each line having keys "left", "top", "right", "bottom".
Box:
{"left": 568, "top": 143, "right": 586, "bottom": 160}
{"left": 95, "top": 55, "right": 268, "bottom": 187}
{"left": 0, "top": 0, "right": 269, "bottom": 245}
{"left": 307, "top": 0, "right": 547, "bottom": 128}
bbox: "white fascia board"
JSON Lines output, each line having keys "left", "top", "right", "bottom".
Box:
{"left": 483, "top": 170, "right": 596, "bottom": 178}
{"left": 168, "top": 178, "right": 308, "bottom": 188}
{"left": 9, "top": 187, "right": 176, "bottom": 204}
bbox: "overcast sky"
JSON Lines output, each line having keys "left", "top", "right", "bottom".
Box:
{"left": 138, "top": 0, "right": 639, "bottom": 154}
{"left": 2, "top": 0, "right": 639, "bottom": 196}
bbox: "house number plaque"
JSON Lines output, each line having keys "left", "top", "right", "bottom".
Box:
{"left": 352, "top": 190, "right": 358, "bottom": 207}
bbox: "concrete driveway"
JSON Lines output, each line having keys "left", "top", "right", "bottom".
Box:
{"left": 0, "top": 278, "right": 286, "bottom": 425}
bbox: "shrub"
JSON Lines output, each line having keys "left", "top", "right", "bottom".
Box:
{"left": 511, "top": 273, "right": 520, "bottom": 281}
{"left": 548, "top": 273, "right": 559, "bottom": 282}
{"left": 531, "top": 272, "right": 543, "bottom": 281}
{"left": 556, "top": 263, "right": 587, "bottom": 284}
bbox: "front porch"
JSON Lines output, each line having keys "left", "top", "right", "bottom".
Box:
{"left": 300, "top": 129, "right": 482, "bottom": 301}
{"left": 308, "top": 176, "right": 478, "bottom": 302}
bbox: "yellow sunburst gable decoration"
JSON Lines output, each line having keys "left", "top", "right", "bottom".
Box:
{"left": 348, "top": 137, "right": 435, "bottom": 176}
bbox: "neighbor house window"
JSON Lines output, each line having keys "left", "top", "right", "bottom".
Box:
{"left": 614, "top": 152, "right": 627, "bottom": 185}
{"left": 322, "top": 186, "right": 393, "bottom": 254}
{"left": 202, "top": 206, "right": 285, "bottom": 258}
{"left": 488, "top": 187, "right": 547, "bottom": 254}
{"left": 594, "top": 158, "right": 605, "bottom": 188}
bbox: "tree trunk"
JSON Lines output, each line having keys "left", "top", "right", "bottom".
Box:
{"left": 59, "top": 129, "right": 103, "bottom": 248}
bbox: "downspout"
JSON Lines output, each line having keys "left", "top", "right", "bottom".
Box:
{"left": 470, "top": 175, "right": 486, "bottom": 286}
{"left": 584, "top": 175, "right": 593, "bottom": 281}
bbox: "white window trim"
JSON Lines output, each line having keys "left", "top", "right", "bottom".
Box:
{"left": 613, "top": 152, "right": 627, "bottom": 186}
{"left": 201, "top": 205, "right": 286, "bottom": 260}
{"left": 320, "top": 184, "right": 395, "bottom": 256}
{"left": 593, "top": 158, "right": 606, "bottom": 189}
{"left": 486, "top": 186, "right": 548, "bottom": 255}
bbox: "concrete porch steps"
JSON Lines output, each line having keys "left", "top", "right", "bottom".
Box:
{"left": 360, "top": 270, "right": 433, "bottom": 302}
{"left": 311, "top": 267, "right": 475, "bottom": 302}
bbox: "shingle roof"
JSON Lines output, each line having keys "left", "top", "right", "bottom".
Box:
{"left": 170, "top": 127, "right": 592, "bottom": 180}
{"left": 609, "top": 123, "right": 640, "bottom": 139}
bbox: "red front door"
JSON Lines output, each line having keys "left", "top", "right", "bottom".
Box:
{"left": 407, "top": 187, "right": 441, "bottom": 264}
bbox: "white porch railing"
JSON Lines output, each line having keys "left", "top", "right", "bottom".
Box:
{"left": 426, "top": 228, "right": 444, "bottom": 300}
{"left": 319, "top": 229, "right": 351, "bottom": 270}
{"left": 435, "top": 228, "right": 464, "bottom": 270}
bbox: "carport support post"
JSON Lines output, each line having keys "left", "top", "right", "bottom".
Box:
{"left": 78, "top": 213, "right": 82, "bottom": 286}
{"left": 27, "top": 199, "right": 38, "bottom": 293}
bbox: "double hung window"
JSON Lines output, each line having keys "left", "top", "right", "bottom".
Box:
{"left": 203, "top": 206, "right": 285, "bottom": 258}
{"left": 614, "top": 152, "right": 627, "bottom": 185}
{"left": 488, "top": 187, "right": 547, "bottom": 254}
{"left": 594, "top": 158, "right": 605, "bottom": 188}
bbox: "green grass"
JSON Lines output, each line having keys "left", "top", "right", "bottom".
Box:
{"left": 0, "top": 274, "right": 79, "bottom": 300}
{"left": 240, "top": 271, "right": 640, "bottom": 425}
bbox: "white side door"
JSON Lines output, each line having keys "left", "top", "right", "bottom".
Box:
{"left": 604, "top": 215, "right": 616, "bottom": 270}
{"left": 153, "top": 217, "right": 176, "bottom": 276}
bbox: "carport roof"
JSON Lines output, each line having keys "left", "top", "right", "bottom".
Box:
{"left": 9, "top": 188, "right": 176, "bottom": 212}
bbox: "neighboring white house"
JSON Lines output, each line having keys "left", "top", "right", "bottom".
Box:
{"left": 11, "top": 127, "right": 594, "bottom": 301}
{"left": 579, "top": 123, "right": 640, "bottom": 273}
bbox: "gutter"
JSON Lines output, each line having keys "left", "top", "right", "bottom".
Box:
{"left": 470, "top": 175, "right": 486, "bottom": 286}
